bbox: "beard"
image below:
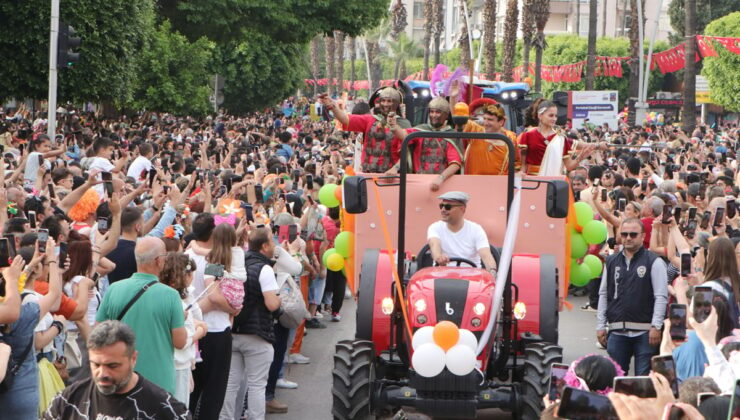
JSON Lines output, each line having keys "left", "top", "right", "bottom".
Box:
{"left": 94, "top": 371, "right": 134, "bottom": 396}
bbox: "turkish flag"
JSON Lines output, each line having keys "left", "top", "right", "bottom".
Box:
{"left": 696, "top": 36, "right": 718, "bottom": 57}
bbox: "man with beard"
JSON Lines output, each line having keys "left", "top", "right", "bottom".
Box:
{"left": 320, "top": 87, "right": 411, "bottom": 173}
{"left": 386, "top": 97, "right": 463, "bottom": 191}
{"left": 43, "top": 321, "right": 190, "bottom": 419}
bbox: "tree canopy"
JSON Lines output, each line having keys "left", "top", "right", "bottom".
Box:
{"left": 668, "top": 0, "right": 740, "bottom": 39}
{"left": 701, "top": 12, "right": 740, "bottom": 112}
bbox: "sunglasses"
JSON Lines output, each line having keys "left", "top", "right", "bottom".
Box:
{"left": 439, "top": 203, "right": 463, "bottom": 211}
{"left": 620, "top": 232, "right": 641, "bottom": 238}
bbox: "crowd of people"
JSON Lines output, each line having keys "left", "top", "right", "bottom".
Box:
{"left": 0, "top": 86, "right": 738, "bottom": 420}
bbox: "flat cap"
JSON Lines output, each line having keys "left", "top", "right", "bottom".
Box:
{"left": 437, "top": 191, "right": 470, "bottom": 204}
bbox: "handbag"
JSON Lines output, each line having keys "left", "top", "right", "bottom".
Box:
{"left": 63, "top": 330, "right": 82, "bottom": 370}
{"left": 277, "top": 276, "right": 310, "bottom": 329}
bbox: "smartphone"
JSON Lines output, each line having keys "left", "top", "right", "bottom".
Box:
{"left": 651, "top": 355, "right": 679, "bottom": 397}
{"left": 254, "top": 184, "right": 263, "bottom": 203}
{"left": 688, "top": 207, "right": 697, "bottom": 221}
{"left": 288, "top": 224, "right": 298, "bottom": 243}
{"left": 728, "top": 198, "right": 736, "bottom": 220}
{"left": 58, "top": 241, "right": 67, "bottom": 269}
{"left": 548, "top": 363, "right": 569, "bottom": 401}
{"left": 615, "top": 197, "right": 625, "bottom": 212}
{"left": 3, "top": 234, "right": 16, "bottom": 258}
{"left": 242, "top": 161, "right": 249, "bottom": 174}
{"left": 101, "top": 171, "right": 112, "bottom": 182}
{"left": 601, "top": 188, "right": 607, "bottom": 202}
{"left": 673, "top": 250, "right": 691, "bottom": 277}
{"left": 696, "top": 392, "right": 715, "bottom": 406}
{"left": 662, "top": 204, "right": 673, "bottom": 224}
{"left": 278, "top": 225, "right": 290, "bottom": 244}
{"left": 28, "top": 211, "right": 36, "bottom": 229}
{"left": 700, "top": 210, "right": 711, "bottom": 229}
{"left": 714, "top": 207, "right": 725, "bottom": 227}
{"left": 104, "top": 181, "right": 114, "bottom": 198}
{"left": 37, "top": 229, "right": 49, "bottom": 253}
{"left": 225, "top": 177, "right": 233, "bottom": 193}
{"left": 685, "top": 219, "right": 697, "bottom": 239}
{"left": 729, "top": 379, "right": 740, "bottom": 420}
{"left": 37, "top": 155, "right": 44, "bottom": 166}
{"left": 163, "top": 185, "right": 170, "bottom": 195}
{"left": 0, "top": 238, "right": 11, "bottom": 268}
{"left": 204, "top": 263, "right": 225, "bottom": 278}
{"left": 307, "top": 195, "right": 315, "bottom": 206}
{"left": 97, "top": 217, "right": 109, "bottom": 235}
{"left": 613, "top": 376, "right": 657, "bottom": 398}
{"left": 48, "top": 183, "right": 55, "bottom": 199}
{"left": 293, "top": 169, "right": 301, "bottom": 185}
{"left": 148, "top": 168, "right": 157, "bottom": 189}
{"left": 244, "top": 204, "right": 254, "bottom": 223}
{"left": 642, "top": 177, "right": 648, "bottom": 192}
{"left": 557, "top": 387, "right": 618, "bottom": 420}
{"left": 306, "top": 174, "right": 314, "bottom": 190}
{"left": 693, "top": 286, "right": 714, "bottom": 323}
{"left": 673, "top": 207, "right": 682, "bottom": 224}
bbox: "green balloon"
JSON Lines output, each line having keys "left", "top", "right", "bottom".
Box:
{"left": 571, "top": 232, "right": 588, "bottom": 259}
{"left": 319, "top": 184, "right": 339, "bottom": 207}
{"left": 335, "top": 231, "right": 354, "bottom": 258}
{"left": 570, "top": 263, "right": 593, "bottom": 287}
{"left": 583, "top": 254, "right": 603, "bottom": 278}
{"left": 323, "top": 248, "right": 337, "bottom": 266}
{"left": 574, "top": 201, "right": 594, "bottom": 229}
{"left": 582, "top": 220, "right": 608, "bottom": 245}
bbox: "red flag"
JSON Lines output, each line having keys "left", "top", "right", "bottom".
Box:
{"left": 696, "top": 35, "right": 718, "bottom": 57}
{"left": 712, "top": 36, "right": 740, "bottom": 55}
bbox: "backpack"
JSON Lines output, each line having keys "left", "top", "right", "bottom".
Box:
{"left": 277, "top": 275, "right": 310, "bottom": 329}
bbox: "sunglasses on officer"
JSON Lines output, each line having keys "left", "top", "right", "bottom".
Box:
{"left": 439, "top": 203, "right": 464, "bottom": 211}
{"left": 620, "top": 231, "right": 641, "bottom": 238}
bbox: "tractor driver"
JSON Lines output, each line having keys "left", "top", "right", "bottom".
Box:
{"left": 427, "top": 191, "right": 497, "bottom": 276}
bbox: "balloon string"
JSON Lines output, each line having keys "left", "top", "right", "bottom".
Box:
{"left": 370, "top": 178, "right": 413, "bottom": 339}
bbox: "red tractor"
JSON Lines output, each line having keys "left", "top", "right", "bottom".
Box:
{"left": 333, "top": 131, "right": 571, "bottom": 419}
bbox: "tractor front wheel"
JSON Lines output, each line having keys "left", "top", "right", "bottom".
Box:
{"left": 332, "top": 340, "right": 376, "bottom": 420}
{"left": 520, "top": 342, "right": 563, "bottom": 420}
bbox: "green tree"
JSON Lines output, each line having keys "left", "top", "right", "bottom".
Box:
{"left": 214, "top": 36, "right": 306, "bottom": 114}
{"left": 387, "top": 33, "right": 422, "bottom": 80}
{"left": 132, "top": 21, "right": 213, "bottom": 116}
{"left": 701, "top": 12, "right": 740, "bottom": 111}
{"left": 668, "top": 0, "right": 740, "bottom": 39}
{"left": 0, "top": 0, "right": 154, "bottom": 104}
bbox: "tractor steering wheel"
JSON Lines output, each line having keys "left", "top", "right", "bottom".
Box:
{"left": 435, "top": 257, "right": 478, "bottom": 268}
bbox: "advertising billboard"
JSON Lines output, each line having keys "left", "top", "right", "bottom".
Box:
{"left": 569, "top": 91, "right": 619, "bottom": 130}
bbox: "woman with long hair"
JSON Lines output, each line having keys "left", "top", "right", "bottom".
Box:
{"left": 702, "top": 237, "right": 740, "bottom": 327}
{"left": 160, "top": 252, "right": 207, "bottom": 405}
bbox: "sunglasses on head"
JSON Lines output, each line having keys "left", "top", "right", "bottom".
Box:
{"left": 620, "top": 232, "right": 640, "bottom": 238}
{"left": 439, "top": 203, "right": 463, "bottom": 211}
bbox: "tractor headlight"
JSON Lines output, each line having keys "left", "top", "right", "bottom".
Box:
{"left": 414, "top": 299, "right": 427, "bottom": 313}
{"left": 502, "top": 92, "right": 510, "bottom": 100}
{"left": 514, "top": 301, "right": 527, "bottom": 320}
{"left": 511, "top": 91, "right": 518, "bottom": 99}
{"left": 472, "top": 302, "right": 486, "bottom": 316}
{"left": 421, "top": 89, "right": 430, "bottom": 97}
{"left": 381, "top": 297, "right": 394, "bottom": 315}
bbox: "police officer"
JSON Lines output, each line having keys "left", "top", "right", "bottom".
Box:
{"left": 596, "top": 218, "right": 668, "bottom": 375}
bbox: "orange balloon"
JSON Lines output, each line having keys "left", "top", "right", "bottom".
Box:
{"left": 334, "top": 185, "right": 343, "bottom": 201}
{"left": 432, "top": 321, "right": 460, "bottom": 351}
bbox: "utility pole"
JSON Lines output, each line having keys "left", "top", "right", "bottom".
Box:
{"left": 47, "top": 0, "right": 60, "bottom": 138}
{"left": 635, "top": 0, "right": 663, "bottom": 126}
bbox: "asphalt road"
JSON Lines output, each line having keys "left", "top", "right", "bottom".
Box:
{"left": 269, "top": 294, "right": 606, "bottom": 420}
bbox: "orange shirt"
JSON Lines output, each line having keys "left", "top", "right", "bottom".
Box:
{"left": 34, "top": 281, "right": 77, "bottom": 319}
{"left": 464, "top": 129, "right": 521, "bottom": 175}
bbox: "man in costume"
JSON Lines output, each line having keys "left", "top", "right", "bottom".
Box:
{"left": 386, "top": 97, "right": 463, "bottom": 191}
{"left": 464, "top": 99, "right": 521, "bottom": 175}
{"left": 320, "top": 87, "right": 411, "bottom": 173}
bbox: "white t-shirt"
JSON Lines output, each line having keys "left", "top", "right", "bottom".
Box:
{"left": 185, "top": 248, "right": 231, "bottom": 333}
{"left": 126, "top": 156, "right": 152, "bottom": 181}
{"left": 30, "top": 292, "right": 55, "bottom": 354}
{"left": 24, "top": 151, "right": 51, "bottom": 183}
{"left": 258, "top": 265, "right": 280, "bottom": 293}
{"left": 89, "top": 157, "right": 115, "bottom": 197}
{"left": 427, "top": 220, "right": 489, "bottom": 267}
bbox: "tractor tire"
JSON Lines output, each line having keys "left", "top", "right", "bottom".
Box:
{"left": 332, "top": 339, "right": 376, "bottom": 420}
{"left": 520, "top": 342, "right": 563, "bottom": 420}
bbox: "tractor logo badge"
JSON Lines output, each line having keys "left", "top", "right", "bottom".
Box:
{"left": 637, "top": 266, "right": 647, "bottom": 278}
{"left": 445, "top": 302, "right": 455, "bottom": 315}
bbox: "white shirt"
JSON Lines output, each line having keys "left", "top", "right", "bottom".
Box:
{"left": 185, "top": 248, "right": 231, "bottom": 333}
{"left": 24, "top": 152, "right": 51, "bottom": 183}
{"left": 126, "top": 155, "right": 153, "bottom": 181}
{"left": 427, "top": 219, "right": 489, "bottom": 267}
{"left": 174, "top": 288, "right": 204, "bottom": 370}
{"left": 258, "top": 265, "right": 279, "bottom": 293}
{"left": 88, "top": 157, "right": 115, "bottom": 197}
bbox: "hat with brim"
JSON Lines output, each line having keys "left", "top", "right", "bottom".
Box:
{"left": 437, "top": 191, "right": 470, "bottom": 204}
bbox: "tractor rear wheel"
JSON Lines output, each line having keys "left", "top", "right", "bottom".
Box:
{"left": 332, "top": 339, "right": 375, "bottom": 420}
{"left": 520, "top": 342, "right": 563, "bottom": 420}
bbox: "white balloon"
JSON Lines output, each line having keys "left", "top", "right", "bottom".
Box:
{"left": 457, "top": 329, "right": 478, "bottom": 351}
{"left": 412, "top": 343, "right": 446, "bottom": 378}
{"left": 412, "top": 326, "right": 435, "bottom": 351}
{"left": 445, "top": 344, "right": 477, "bottom": 376}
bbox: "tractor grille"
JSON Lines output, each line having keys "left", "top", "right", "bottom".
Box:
{"left": 410, "top": 369, "right": 480, "bottom": 418}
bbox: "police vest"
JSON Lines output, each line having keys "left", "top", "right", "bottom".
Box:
{"left": 605, "top": 247, "right": 659, "bottom": 324}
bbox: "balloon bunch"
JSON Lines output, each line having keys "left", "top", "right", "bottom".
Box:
{"left": 319, "top": 182, "right": 355, "bottom": 273}
{"left": 645, "top": 112, "right": 665, "bottom": 126}
{"left": 570, "top": 202, "right": 607, "bottom": 286}
{"left": 411, "top": 321, "right": 479, "bottom": 377}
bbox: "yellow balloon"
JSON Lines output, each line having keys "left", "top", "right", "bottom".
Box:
{"left": 326, "top": 253, "right": 345, "bottom": 272}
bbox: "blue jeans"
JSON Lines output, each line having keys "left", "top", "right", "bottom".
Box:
{"left": 607, "top": 332, "right": 657, "bottom": 375}
{"left": 266, "top": 322, "right": 291, "bottom": 401}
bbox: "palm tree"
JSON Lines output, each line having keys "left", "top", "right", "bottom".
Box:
{"left": 628, "top": 0, "right": 640, "bottom": 99}
{"left": 459, "top": 0, "right": 471, "bottom": 66}
{"left": 573, "top": 0, "right": 580, "bottom": 34}
{"left": 390, "top": 0, "right": 408, "bottom": 40}
{"left": 521, "top": 0, "right": 536, "bottom": 80}
{"left": 433, "top": 0, "right": 444, "bottom": 65}
{"left": 335, "top": 30, "right": 345, "bottom": 94}
{"left": 682, "top": 0, "right": 697, "bottom": 133}
{"left": 325, "top": 34, "right": 335, "bottom": 96}
{"left": 388, "top": 33, "right": 422, "bottom": 80}
{"left": 585, "top": 0, "right": 598, "bottom": 89}
{"left": 423, "top": 0, "right": 434, "bottom": 79}
{"left": 501, "top": 0, "right": 520, "bottom": 82}
{"left": 310, "top": 36, "right": 321, "bottom": 96}
{"left": 532, "top": 0, "right": 551, "bottom": 91}
{"left": 348, "top": 37, "right": 356, "bottom": 96}
{"left": 483, "top": 0, "right": 497, "bottom": 78}
{"left": 364, "top": 18, "right": 391, "bottom": 93}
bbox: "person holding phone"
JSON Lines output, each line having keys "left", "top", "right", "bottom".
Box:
{"left": 596, "top": 218, "right": 669, "bottom": 375}
{"left": 126, "top": 143, "right": 154, "bottom": 182}
{"left": 23, "top": 134, "right": 65, "bottom": 185}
